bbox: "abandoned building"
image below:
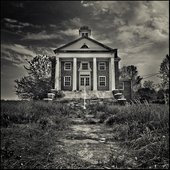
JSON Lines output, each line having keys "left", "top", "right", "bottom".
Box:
{"left": 49, "top": 26, "right": 131, "bottom": 100}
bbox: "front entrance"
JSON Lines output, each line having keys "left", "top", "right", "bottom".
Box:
{"left": 79, "top": 75, "right": 91, "bottom": 91}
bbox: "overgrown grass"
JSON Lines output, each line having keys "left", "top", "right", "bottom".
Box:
{"left": 1, "top": 100, "right": 169, "bottom": 169}
{"left": 1, "top": 100, "right": 73, "bottom": 169}
{"left": 92, "top": 103, "right": 169, "bottom": 169}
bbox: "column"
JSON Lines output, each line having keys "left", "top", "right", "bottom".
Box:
{"left": 73, "top": 57, "right": 77, "bottom": 91}
{"left": 93, "top": 57, "right": 97, "bottom": 91}
{"left": 110, "top": 57, "right": 115, "bottom": 90}
{"left": 55, "top": 57, "right": 60, "bottom": 90}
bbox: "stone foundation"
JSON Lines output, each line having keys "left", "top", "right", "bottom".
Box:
{"left": 62, "top": 91, "right": 113, "bottom": 99}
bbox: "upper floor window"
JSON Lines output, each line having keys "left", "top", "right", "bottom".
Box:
{"left": 99, "top": 62, "right": 106, "bottom": 70}
{"left": 82, "top": 63, "right": 89, "bottom": 70}
{"left": 64, "top": 62, "right": 71, "bottom": 70}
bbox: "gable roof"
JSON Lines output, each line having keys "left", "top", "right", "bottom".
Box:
{"left": 54, "top": 36, "right": 116, "bottom": 53}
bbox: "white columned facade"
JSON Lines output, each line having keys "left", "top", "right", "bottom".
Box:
{"left": 110, "top": 57, "right": 115, "bottom": 90}
{"left": 55, "top": 57, "right": 60, "bottom": 90}
{"left": 93, "top": 57, "right": 97, "bottom": 91}
{"left": 73, "top": 57, "right": 77, "bottom": 91}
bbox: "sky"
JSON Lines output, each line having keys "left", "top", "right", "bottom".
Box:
{"left": 1, "top": 1, "right": 169, "bottom": 100}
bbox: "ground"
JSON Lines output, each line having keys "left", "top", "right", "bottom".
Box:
{"left": 55, "top": 113, "right": 137, "bottom": 169}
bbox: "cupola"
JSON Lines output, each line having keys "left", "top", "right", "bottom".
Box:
{"left": 79, "top": 26, "right": 91, "bottom": 37}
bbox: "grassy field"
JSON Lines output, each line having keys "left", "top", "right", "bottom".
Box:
{"left": 1, "top": 100, "right": 169, "bottom": 169}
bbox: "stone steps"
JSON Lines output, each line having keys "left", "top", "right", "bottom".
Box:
{"left": 112, "top": 90, "right": 127, "bottom": 105}
{"left": 44, "top": 90, "right": 127, "bottom": 105}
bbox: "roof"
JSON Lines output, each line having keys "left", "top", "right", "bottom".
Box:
{"left": 54, "top": 36, "right": 117, "bottom": 53}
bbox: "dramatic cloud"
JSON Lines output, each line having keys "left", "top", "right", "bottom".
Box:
{"left": 2, "top": 18, "right": 42, "bottom": 29}
{"left": 23, "top": 30, "right": 63, "bottom": 40}
{"left": 60, "top": 28, "right": 79, "bottom": 37}
{"left": 1, "top": 44, "right": 37, "bottom": 67}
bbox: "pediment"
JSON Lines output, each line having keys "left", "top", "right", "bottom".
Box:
{"left": 54, "top": 37, "right": 114, "bottom": 53}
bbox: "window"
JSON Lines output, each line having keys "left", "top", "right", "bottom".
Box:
{"left": 99, "top": 76, "right": 106, "bottom": 86}
{"left": 82, "top": 63, "right": 89, "bottom": 70}
{"left": 81, "top": 43, "right": 89, "bottom": 49}
{"left": 86, "top": 77, "right": 90, "bottom": 86}
{"left": 64, "top": 62, "right": 71, "bottom": 70}
{"left": 80, "top": 77, "right": 84, "bottom": 86}
{"left": 64, "top": 76, "right": 71, "bottom": 86}
{"left": 99, "top": 62, "right": 106, "bottom": 70}
{"left": 80, "top": 76, "right": 90, "bottom": 86}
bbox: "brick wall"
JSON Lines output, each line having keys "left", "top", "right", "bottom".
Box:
{"left": 90, "top": 61, "right": 93, "bottom": 90}
{"left": 61, "top": 61, "right": 73, "bottom": 91}
{"left": 77, "top": 61, "right": 80, "bottom": 90}
{"left": 115, "top": 61, "right": 119, "bottom": 89}
{"left": 120, "top": 80, "right": 132, "bottom": 101}
{"left": 51, "top": 58, "right": 56, "bottom": 89}
{"left": 97, "top": 60, "right": 109, "bottom": 91}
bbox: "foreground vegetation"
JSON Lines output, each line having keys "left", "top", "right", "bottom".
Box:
{"left": 1, "top": 100, "right": 88, "bottom": 169}
{"left": 1, "top": 100, "right": 169, "bottom": 169}
{"left": 87, "top": 103, "right": 169, "bottom": 169}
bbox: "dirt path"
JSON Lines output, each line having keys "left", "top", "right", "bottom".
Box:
{"left": 55, "top": 112, "right": 137, "bottom": 169}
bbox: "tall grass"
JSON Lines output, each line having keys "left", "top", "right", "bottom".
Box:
{"left": 102, "top": 104, "right": 169, "bottom": 169}
{"left": 1, "top": 100, "right": 72, "bottom": 169}
{"left": 1, "top": 100, "right": 169, "bottom": 169}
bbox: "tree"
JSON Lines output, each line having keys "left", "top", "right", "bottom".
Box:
{"left": 143, "top": 80, "right": 155, "bottom": 90}
{"left": 120, "top": 65, "right": 143, "bottom": 92}
{"left": 158, "top": 54, "right": 169, "bottom": 104}
{"left": 15, "top": 55, "right": 52, "bottom": 100}
{"left": 159, "top": 54, "right": 169, "bottom": 89}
